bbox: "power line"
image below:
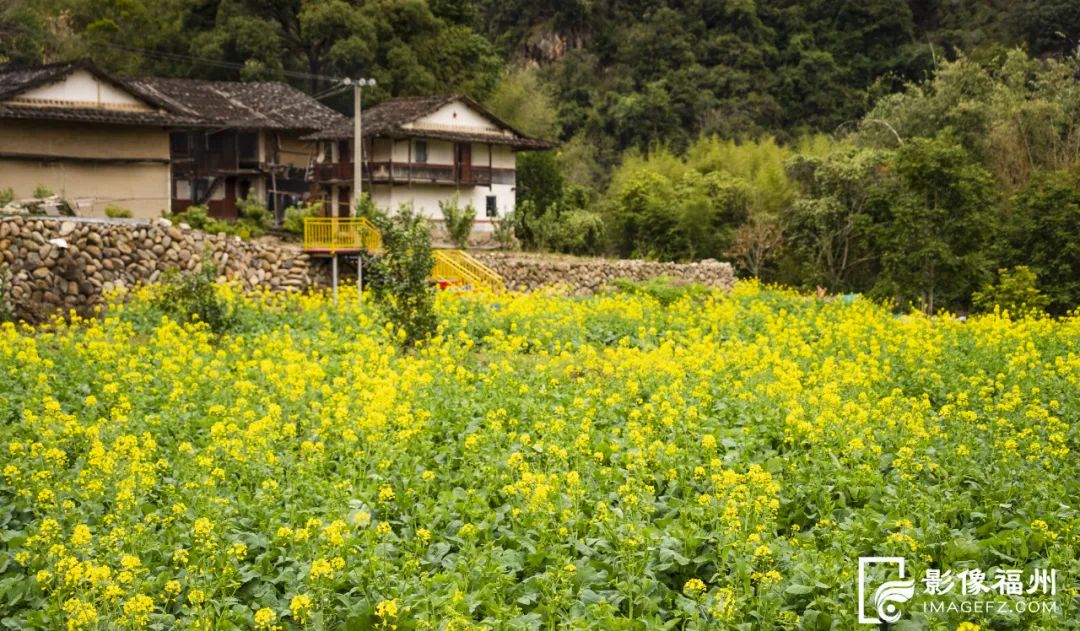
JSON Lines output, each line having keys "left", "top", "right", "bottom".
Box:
{"left": 93, "top": 42, "right": 347, "bottom": 84}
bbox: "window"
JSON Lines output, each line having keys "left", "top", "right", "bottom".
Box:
{"left": 237, "top": 132, "right": 259, "bottom": 163}
{"left": 414, "top": 140, "right": 428, "bottom": 163}
{"left": 486, "top": 195, "right": 498, "bottom": 218}
{"left": 170, "top": 132, "right": 190, "bottom": 158}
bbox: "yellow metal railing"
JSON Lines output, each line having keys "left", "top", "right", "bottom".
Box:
{"left": 432, "top": 249, "right": 504, "bottom": 292}
{"left": 303, "top": 217, "right": 382, "bottom": 253}
{"left": 303, "top": 217, "right": 503, "bottom": 291}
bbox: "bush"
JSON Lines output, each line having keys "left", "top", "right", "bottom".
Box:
{"left": 154, "top": 258, "right": 235, "bottom": 334}
{"left": 0, "top": 264, "right": 12, "bottom": 322}
{"left": 972, "top": 266, "right": 1049, "bottom": 315}
{"left": 531, "top": 208, "right": 605, "bottom": 255}
{"left": 0, "top": 188, "right": 13, "bottom": 206}
{"left": 166, "top": 196, "right": 268, "bottom": 240}
{"left": 32, "top": 184, "right": 52, "bottom": 199}
{"left": 439, "top": 195, "right": 476, "bottom": 248}
{"left": 611, "top": 276, "right": 710, "bottom": 306}
{"left": 104, "top": 205, "right": 133, "bottom": 218}
{"left": 370, "top": 206, "right": 436, "bottom": 349}
{"left": 236, "top": 191, "right": 270, "bottom": 238}
{"left": 283, "top": 202, "right": 322, "bottom": 235}
{"left": 492, "top": 215, "right": 518, "bottom": 250}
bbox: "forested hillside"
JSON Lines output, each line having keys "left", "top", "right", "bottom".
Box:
{"left": 3, "top": 0, "right": 1080, "bottom": 312}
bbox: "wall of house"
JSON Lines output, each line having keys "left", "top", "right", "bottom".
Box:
{"left": 9, "top": 69, "right": 151, "bottom": 109}
{"left": 0, "top": 120, "right": 171, "bottom": 218}
{"left": 274, "top": 132, "right": 315, "bottom": 168}
{"left": 368, "top": 181, "right": 515, "bottom": 233}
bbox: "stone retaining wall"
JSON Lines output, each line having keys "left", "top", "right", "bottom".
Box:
{"left": 0, "top": 216, "right": 317, "bottom": 321}
{"left": 472, "top": 252, "right": 735, "bottom": 294}
{"left": 0, "top": 217, "right": 736, "bottom": 321}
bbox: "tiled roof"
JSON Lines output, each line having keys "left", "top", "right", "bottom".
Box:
{"left": 0, "top": 59, "right": 347, "bottom": 131}
{"left": 0, "top": 103, "right": 195, "bottom": 126}
{"left": 303, "top": 95, "right": 556, "bottom": 150}
{"left": 129, "top": 77, "right": 347, "bottom": 130}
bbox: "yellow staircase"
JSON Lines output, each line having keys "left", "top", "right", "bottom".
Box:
{"left": 303, "top": 217, "right": 503, "bottom": 291}
{"left": 432, "top": 249, "right": 505, "bottom": 292}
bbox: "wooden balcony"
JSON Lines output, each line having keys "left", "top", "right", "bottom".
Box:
{"left": 312, "top": 161, "right": 511, "bottom": 186}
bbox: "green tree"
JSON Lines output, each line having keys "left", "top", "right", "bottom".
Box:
{"left": 871, "top": 137, "right": 998, "bottom": 312}
{"left": 784, "top": 149, "right": 885, "bottom": 291}
{"left": 370, "top": 206, "right": 436, "bottom": 349}
{"left": 1008, "top": 170, "right": 1080, "bottom": 313}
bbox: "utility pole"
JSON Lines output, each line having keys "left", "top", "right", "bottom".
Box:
{"left": 346, "top": 77, "right": 375, "bottom": 307}
{"left": 347, "top": 77, "right": 376, "bottom": 210}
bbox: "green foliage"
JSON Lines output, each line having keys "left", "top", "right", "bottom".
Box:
{"left": 610, "top": 276, "right": 709, "bottom": 306}
{"left": 485, "top": 66, "right": 558, "bottom": 139}
{"left": 516, "top": 151, "right": 564, "bottom": 217}
{"left": 529, "top": 208, "right": 605, "bottom": 256}
{"left": 104, "top": 205, "right": 133, "bottom": 218}
{"left": 438, "top": 194, "right": 476, "bottom": 249}
{"left": 282, "top": 201, "right": 322, "bottom": 235}
{"left": 859, "top": 50, "right": 1080, "bottom": 192}
{"left": 603, "top": 137, "right": 812, "bottom": 261}
{"left": 235, "top": 191, "right": 270, "bottom": 238}
{"left": 154, "top": 259, "right": 235, "bottom": 334}
{"left": 32, "top": 184, "right": 52, "bottom": 199}
{"left": 354, "top": 193, "right": 379, "bottom": 222}
{"left": 1007, "top": 169, "right": 1080, "bottom": 313}
{"left": 491, "top": 215, "right": 517, "bottom": 250}
{"left": 0, "top": 263, "right": 12, "bottom": 323}
{"left": 166, "top": 194, "right": 268, "bottom": 240}
{"left": 370, "top": 206, "right": 437, "bottom": 349}
{"left": 0, "top": 188, "right": 13, "bottom": 206}
{"left": 784, "top": 149, "right": 885, "bottom": 290}
{"left": 972, "top": 266, "right": 1049, "bottom": 315}
{"left": 871, "top": 136, "right": 998, "bottom": 313}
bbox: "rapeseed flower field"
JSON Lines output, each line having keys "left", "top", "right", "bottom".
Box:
{"left": 0, "top": 283, "right": 1077, "bottom": 629}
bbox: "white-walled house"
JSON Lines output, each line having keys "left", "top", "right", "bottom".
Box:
{"left": 304, "top": 95, "right": 554, "bottom": 234}
{"left": 0, "top": 60, "right": 347, "bottom": 219}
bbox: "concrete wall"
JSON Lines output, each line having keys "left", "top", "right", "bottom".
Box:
{"left": 0, "top": 119, "right": 171, "bottom": 218}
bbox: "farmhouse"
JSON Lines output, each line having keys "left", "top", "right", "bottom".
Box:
{"left": 0, "top": 60, "right": 346, "bottom": 219}
{"left": 303, "top": 95, "right": 554, "bottom": 232}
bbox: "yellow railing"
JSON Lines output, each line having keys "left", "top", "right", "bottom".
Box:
{"left": 303, "top": 217, "right": 382, "bottom": 253}
{"left": 303, "top": 217, "right": 503, "bottom": 291}
{"left": 432, "top": 249, "right": 504, "bottom": 292}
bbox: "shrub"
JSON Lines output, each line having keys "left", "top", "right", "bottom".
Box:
{"left": 0, "top": 264, "right": 12, "bottom": 322}
{"left": 370, "top": 206, "right": 436, "bottom": 349}
{"left": 154, "top": 258, "right": 235, "bottom": 334}
{"left": 105, "top": 205, "right": 133, "bottom": 218}
{"left": 283, "top": 202, "right": 322, "bottom": 235}
{"left": 236, "top": 192, "right": 270, "bottom": 238}
{"left": 32, "top": 184, "right": 52, "bottom": 199}
{"left": 0, "top": 187, "right": 13, "bottom": 206}
{"left": 170, "top": 205, "right": 211, "bottom": 231}
{"left": 611, "top": 276, "right": 710, "bottom": 306}
{"left": 531, "top": 208, "right": 605, "bottom": 256}
{"left": 492, "top": 215, "right": 518, "bottom": 250}
{"left": 972, "top": 266, "right": 1049, "bottom": 315}
{"left": 439, "top": 195, "right": 476, "bottom": 249}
